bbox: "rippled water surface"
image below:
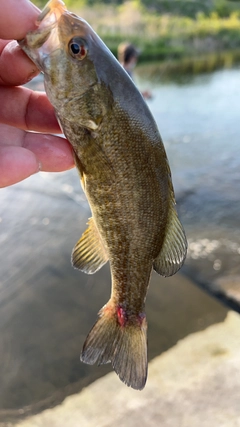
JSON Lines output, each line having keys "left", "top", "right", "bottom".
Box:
{"left": 138, "top": 68, "right": 240, "bottom": 286}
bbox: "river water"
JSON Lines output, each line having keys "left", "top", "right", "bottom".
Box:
{"left": 0, "top": 67, "right": 239, "bottom": 421}
{"left": 138, "top": 68, "right": 240, "bottom": 304}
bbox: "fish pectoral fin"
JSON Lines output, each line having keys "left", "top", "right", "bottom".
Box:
{"left": 153, "top": 204, "right": 187, "bottom": 277}
{"left": 65, "top": 83, "right": 113, "bottom": 131}
{"left": 71, "top": 217, "right": 108, "bottom": 274}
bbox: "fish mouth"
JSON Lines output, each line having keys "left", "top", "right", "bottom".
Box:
{"left": 37, "top": 0, "right": 67, "bottom": 26}
{"left": 18, "top": 0, "right": 67, "bottom": 69}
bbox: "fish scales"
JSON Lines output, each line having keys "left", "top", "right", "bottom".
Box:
{"left": 19, "top": 0, "right": 187, "bottom": 390}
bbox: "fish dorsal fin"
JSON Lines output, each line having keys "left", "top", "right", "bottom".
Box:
{"left": 72, "top": 218, "right": 109, "bottom": 274}
{"left": 153, "top": 203, "right": 187, "bottom": 277}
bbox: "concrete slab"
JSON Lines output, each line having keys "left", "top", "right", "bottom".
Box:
{"left": 12, "top": 311, "right": 240, "bottom": 427}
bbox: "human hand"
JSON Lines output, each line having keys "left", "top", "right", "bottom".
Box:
{"left": 0, "top": 0, "right": 74, "bottom": 188}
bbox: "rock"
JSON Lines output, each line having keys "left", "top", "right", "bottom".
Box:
{"left": 12, "top": 311, "right": 240, "bottom": 427}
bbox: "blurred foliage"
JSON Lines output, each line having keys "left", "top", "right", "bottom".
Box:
{"left": 136, "top": 49, "right": 240, "bottom": 80}
{"left": 32, "top": 0, "right": 240, "bottom": 18}
{"left": 32, "top": 0, "right": 240, "bottom": 65}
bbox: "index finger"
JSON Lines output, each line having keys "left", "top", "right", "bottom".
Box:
{"left": 0, "top": 0, "right": 39, "bottom": 40}
{"left": 0, "top": 40, "right": 39, "bottom": 86}
{"left": 0, "top": 0, "right": 41, "bottom": 85}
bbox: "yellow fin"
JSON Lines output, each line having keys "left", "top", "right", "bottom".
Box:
{"left": 153, "top": 204, "right": 187, "bottom": 277}
{"left": 72, "top": 218, "right": 108, "bottom": 274}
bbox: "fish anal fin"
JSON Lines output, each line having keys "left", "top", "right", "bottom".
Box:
{"left": 71, "top": 217, "right": 108, "bottom": 274}
{"left": 153, "top": 204, "right": 187, "bottom": 277}
{"left": 80, "top": 303, "right": 148, "bottom": 390}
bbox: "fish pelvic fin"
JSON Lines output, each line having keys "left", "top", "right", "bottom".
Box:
{"left": 80, "top": 303, "right": 148, "bottom": 390}
{"left": 153, "top": 203, "right": 187, "bottom": 277}
{"left": 72, "top": 217, "right": 108, "bottom": 274}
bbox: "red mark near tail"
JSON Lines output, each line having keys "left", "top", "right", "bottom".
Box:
{"left": 117, "top": 306, "right": 127, "bottom": 327}
{"left": 117, "top": 307, "right": 146, "bottom": 327}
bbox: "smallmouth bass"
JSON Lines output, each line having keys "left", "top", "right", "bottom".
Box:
{"left": 19, "top": 0, "right": 187, "bottom": 390}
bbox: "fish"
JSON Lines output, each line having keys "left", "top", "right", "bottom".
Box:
{"left": 19, "top": 0, "right": 187, "bottom": 390}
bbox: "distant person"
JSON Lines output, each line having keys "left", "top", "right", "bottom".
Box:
{"left": 117, "top": 42, "right": 152, "bottom": 100}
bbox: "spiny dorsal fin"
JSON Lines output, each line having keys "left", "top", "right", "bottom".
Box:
{"left": 153, "top": 203, "right": 187, "bottom": 277}
{"left": 72, "top": 217, "right": 108, "bottom": 274}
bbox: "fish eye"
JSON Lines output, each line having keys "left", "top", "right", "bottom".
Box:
{"left": 68, "top": 37, "right": 88, "bottom": 60}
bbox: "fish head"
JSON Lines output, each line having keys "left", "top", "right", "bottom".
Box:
{"left": 19, "top": 0, "right": 106, "bottom": 104}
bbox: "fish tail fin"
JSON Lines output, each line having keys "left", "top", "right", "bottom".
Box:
{"left": 80, "top": 302, "right": 148, "bottom": 390}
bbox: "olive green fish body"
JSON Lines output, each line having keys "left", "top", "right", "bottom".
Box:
{"left": 61, "top": 89, "right": 170, "bottom": 305}
{"left": 19, "top": 0, "right": 187, "bottom": 390}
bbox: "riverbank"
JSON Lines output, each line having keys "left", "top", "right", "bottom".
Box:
{"left": 7, "top": 311, "right": 240, "bottom": 427}
{"left": 67, "top": 1, "right": 240, "bottom": 66}
{"left": 135, "top": 49, "right": 240, "bottom": 81}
